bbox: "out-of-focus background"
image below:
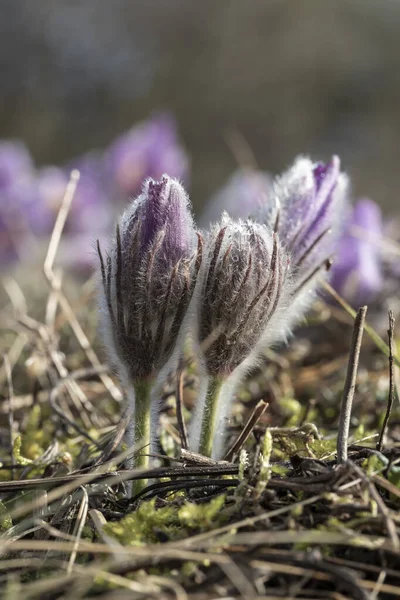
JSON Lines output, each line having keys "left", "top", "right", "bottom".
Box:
{"left": 1, "top": 0, "right": 400, "bottom": 277}
{"left": 2, "top": 0, "right": 400, "bottom": 209}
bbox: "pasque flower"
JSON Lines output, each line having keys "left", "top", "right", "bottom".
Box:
{"left": 330, "top": 199, "right": 383, "bottom": 306}
{"left": 97, "top": 175, "right": 202, "bottom": 476}
{"left": 261, "top": 156, "right": 349, "bottom": 321}
{"left": 191, "top": 156, "right": 348, "bottom": 459}
{"left": 190, "top": 215, "right": 291, "bottom": 457}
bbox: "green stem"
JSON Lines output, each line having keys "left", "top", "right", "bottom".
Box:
{"left": 131, "top": 379, "right": 152, "bottom": 494}
{"left": 199, "top": 375, "right": 224, "bottom": 457}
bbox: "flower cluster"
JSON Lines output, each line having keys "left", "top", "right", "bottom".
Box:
{"left": 98, "top": 156, "right": 348, "bottom": 476}
{"left": 209, "top": 164, "right": 400, "bottom": 330}
{"left": 0, "top": 114, "right": 188, "bottom": 270}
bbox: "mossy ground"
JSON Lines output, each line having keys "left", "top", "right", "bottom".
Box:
{"left": 1, "top": 272, "right": 400, "bottom": 600}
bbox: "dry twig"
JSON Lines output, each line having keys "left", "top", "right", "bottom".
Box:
{"left": 337, "top": 305, "right": 367, "bottom": 464}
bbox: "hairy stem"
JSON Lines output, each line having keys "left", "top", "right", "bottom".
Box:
{"left": 125, "top": 379, "right": 152, "bottom": 495}
{"left": 198, "top": 375, "right": 225, "bottom": 458}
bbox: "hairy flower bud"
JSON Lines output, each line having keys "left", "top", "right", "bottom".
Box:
{"left": 257, "top": 156, "right": 349, "bottom": 325}
{"left": 97, "top": 175, "right": 202, "bottom": 382}
{"left": 272, "top": 156, "right": 347, "bottom": 284}
{"left": 197, "top": 215, "right": 290, "bottom": 376}
{"left": 330, "top": 199, "right": 383, "bottom": 305}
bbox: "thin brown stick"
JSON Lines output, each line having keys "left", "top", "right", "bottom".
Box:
{"left": 349, "top": 460, "right": 400, "bottom": 551}
{"left": 180, "top": 449, "right": 229, "bottom": 466}
{"left": 43, "top": 170, "right": 80, "bottom": 277}
{"left": 43, "top": 171, "right": 122, "bottom": 404}
{"left": 3, "top": 355, "right": 15, "bottom": 475}
{"left": 175, "top": 365, "right": 189, "bottom": 450}
{"left": 67, "top": 486, "right": 89, "bottom": 574}
{"left": 377, "top": 310, "right": 396, "bottom": 451}
{"left": 49, "top": 383, "right": 98, "bottom": 445}
{"left": 337, "top": 306, "right": 367, "bottom": 464}
{"left": 224, "top": 400, "right": 269, "bottom": 462}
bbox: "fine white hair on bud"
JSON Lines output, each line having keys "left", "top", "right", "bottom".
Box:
{"left": 189, "top": 214, "right": 293, "bottom": 458}
{"left": 97, "top": 175, "right": 202, "bottom": 384}
{"left": 197, "top": 214, "right": 291, "bottom": 377}
{"left": 260, "top": 155, "right": 349, "bottom": 324}
{"left": 96, "top": 175, "right": 202, "bottom": 481}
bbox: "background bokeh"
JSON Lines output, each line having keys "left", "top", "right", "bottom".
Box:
{"left": 2, "top": 0, "right": 400, "bottom": 215}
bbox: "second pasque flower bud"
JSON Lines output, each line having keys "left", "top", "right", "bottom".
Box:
{"left": 197, "top": 214, "right": 290, "bottom": 376}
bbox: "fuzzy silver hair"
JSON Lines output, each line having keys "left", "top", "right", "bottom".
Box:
{"left": 198, "top": 214, "right": 290, "bottom": 376}
{"left": 97, "top": 179, "right": 202, "bottom": 383}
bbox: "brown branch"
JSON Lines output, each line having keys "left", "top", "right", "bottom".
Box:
{"left": 377, "top": 310, "right": 396, "bottom": 451}
{"left": 337, "top": 306, "right": 367, "bottom": 464}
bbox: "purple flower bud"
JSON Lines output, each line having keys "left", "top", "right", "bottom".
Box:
{"left": 97, "top": 175, "right": 201, "bottom": 380}
{"left": 201, "top": 169, "right": 272, "bottom": 226}
{"left": 273, "top": 156, "right": 348, "bottom": 277}
{"left": 197, "top": 215, "right": 291, "bottom": 376}
{"left": 259, "top": 156, "right": 349, "bottom": 315}
{"left": 106, "top": 114, "right": 189, "bottom": 199}
{"left": 330, "top": 199, "right": 383, "bottom": 305}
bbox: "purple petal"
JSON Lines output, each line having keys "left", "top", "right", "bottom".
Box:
{"left": 330, "top": 199, "right": 383, "bottom": 304}
{"left": 140, "top": 175, "right": 195, "bottom": 262}
{"left": 106, "top": 113, "right": 189, "bottom": 199}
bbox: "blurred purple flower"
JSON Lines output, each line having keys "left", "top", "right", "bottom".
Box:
{"left": 22, "top": 159, "right": 112, "bottom": 269}
{"left": 67, "top": 155, "right": 111, "bottom": 235}
{"left": 23, "top": 166, "right": 69, "bottom": 235}
{"left": 105, "top": 114, "right": 189, "bottom": 199}
{"left": 0, "top": 141, "right": 34, "bottom": 192}
{"left": 330, "top": 199, "right": 383, "bottom": 305}
{"left": 0, "top": 114, "right": 189, "bottom": 271}
{"left": 0, "top": 141, "right": 36, "bottom": 266}
{"left": 201, "top": 169, "right": 272, "bottom": 226}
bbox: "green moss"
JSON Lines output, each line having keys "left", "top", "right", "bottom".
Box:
{"left": 310, "top": 437, "right": 337, "bottom": 459}
{"left": 0, "top": 501, "right": 12, "bottom": 531}
{"left": 279, "top": 397, "right": 303, "bottom": 426}
{"left": 104, "top": 499, "right": 180, "bottom": 545}
{"left": 12, "top": 435, "right": 33, "bottom": 466}
{"left": 363, "top": 453, "right": 388, "bottom": 477}
{"left": 270, "top": 464, "right": 290, "bottom": 476}
{"left": 179, "top": 494, "right": 226, "bottom": 530}
{"left": 104, "top": 494, "right": 228, "bottom": 547}
{"left": 20, "top": 405, "right": 54, "bottom": 460}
